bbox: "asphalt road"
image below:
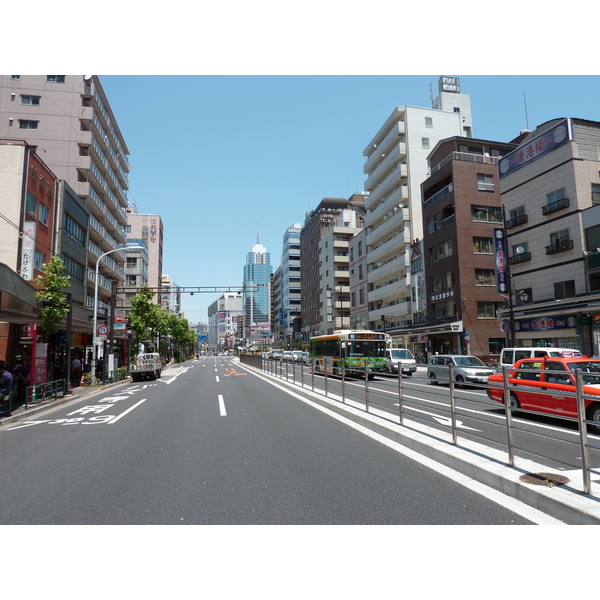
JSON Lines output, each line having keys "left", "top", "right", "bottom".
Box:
{"left": 0, "top": 357, "right": 549, "bottom": 525}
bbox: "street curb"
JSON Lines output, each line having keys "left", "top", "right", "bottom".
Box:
{"left": 242, "top": 362, "right": 600, "bottom": 525}
{"left": 0, "top": 378, "right": 131, "bottom": 427}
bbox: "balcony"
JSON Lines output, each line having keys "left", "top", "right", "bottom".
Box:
{"left": 508, "top": 251, "right": 532, "bottom": 265}
{"left": 368, "top": 230, "right": 411, "bottom": 265}
{"left": 368, "top": 254, "right": 409, "bottom": 285}
{"left": 506, "top": 213, "right": 528, "bottom": 228}
{"left": 542, "top": 197, "right": 570, "bottom": 215}
{"left": 366, "top": 207, "right": 409, "bottom": 247}
{"left": 545, "top": 239, "right": 574, "bottom": 255}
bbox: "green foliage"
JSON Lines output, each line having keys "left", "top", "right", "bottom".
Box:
{"left": 35, "top": 255, "right": 71, "bottom": 341}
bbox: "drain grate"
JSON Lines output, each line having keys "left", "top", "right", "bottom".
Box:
{"left": 519, "top": 472, "right": 570, "bottom": 487}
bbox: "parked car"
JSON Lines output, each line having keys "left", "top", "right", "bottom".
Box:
{"left": 385, "top": 348, "right": 417, "bottom": 376}
{"left": 270, "top": 349, "right": 284, "bottom": 360}
{"left": 428, "top": 355, "right": 496, "bottom": 388}
{"left": 301, "top": 352, "right": 311, "bottom": 366}
{"left": 282, "top": 351, "right": 294, "bottom": 362}
{"left": 487, "top": 356, "right": 600, "bottom": 433}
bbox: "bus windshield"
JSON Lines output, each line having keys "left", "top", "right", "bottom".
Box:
{"left": 347, "top": 341, "right": 386, "bottom": 358}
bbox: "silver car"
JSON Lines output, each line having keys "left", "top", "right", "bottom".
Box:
{"left": 427, "top": 355, "right": 496, "bottom": 388}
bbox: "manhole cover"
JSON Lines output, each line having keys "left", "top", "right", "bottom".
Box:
{"left": 519, "top": 472, "right": 570, "bottom": 487}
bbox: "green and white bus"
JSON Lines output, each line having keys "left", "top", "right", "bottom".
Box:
{"left": 309, "top": 330, "right": 387, "bottom": 379}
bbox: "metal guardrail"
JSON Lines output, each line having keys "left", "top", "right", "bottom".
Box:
{"left": 253, "top": 356, "right": 600, "bottom": 496}
{"left": 25, "top": 379, "right": 67, "bottom": 409}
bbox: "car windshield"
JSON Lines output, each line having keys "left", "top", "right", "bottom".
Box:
{"left": 390, "top": 350, "right": 413, "bottom": 359}
{"left": 453, "top": 356, "right": 486, "bottom": 367}
{"left": 565, "top": 361, "right": 600, "bottom": 384}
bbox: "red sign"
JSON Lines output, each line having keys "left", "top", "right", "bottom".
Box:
{"left": 115, "top": 313, "right": 125, "bottom": 323}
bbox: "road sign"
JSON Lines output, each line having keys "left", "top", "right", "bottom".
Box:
{"left": 97, "top": 325, "right": 108, "bottom": 338}
{"left": 464, "top": 331, "right": 470, "bottom": 338}
{"left": 115, "top": 313, "right": 125, "bottom": 323}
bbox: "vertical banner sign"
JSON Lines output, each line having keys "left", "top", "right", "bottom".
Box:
{"left": 493, "top": 228, "right": 508, "bottom": 294}
{"left": 21, "top": 221, "right": 36, "bottom": 280}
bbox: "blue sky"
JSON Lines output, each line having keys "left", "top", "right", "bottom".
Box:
{"left": 97, "top": 75, "right": 600, "bottom": 322}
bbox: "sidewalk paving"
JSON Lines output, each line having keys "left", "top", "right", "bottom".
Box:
{"left": 0, "top": 378, "right": 130, "bottom": 427}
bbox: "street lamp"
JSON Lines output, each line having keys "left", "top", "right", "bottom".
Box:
{"left": 92, "top": 245, "right": 143, "bottom": 385}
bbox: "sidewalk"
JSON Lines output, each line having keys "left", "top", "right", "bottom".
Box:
{"left": 0, "top": 378, "right": 129, "bottom": 427}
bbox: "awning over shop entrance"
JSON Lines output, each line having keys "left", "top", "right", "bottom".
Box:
{"left": 0, "top": 262, "right": 93, "bottom": 331}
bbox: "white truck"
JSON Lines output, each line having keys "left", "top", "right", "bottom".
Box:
{"left": 130, "top": 352, "right": 162, "bottom": 381}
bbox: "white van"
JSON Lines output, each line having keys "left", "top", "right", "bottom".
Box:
{"left": 499, "top": 347, "right": 583, "bottom": 366}
{"left": 385, "top": 348, "right": 417, "bottom": 376}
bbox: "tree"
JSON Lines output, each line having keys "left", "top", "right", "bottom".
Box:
{"left": 35, "top": 255, "right": 71, "bottom": 342}
{"left": 128, "top": 285, "right": 155, "bottom": 354}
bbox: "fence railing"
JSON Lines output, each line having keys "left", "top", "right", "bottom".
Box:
{"left": 251, "top": 356, "right": 600, "bottom": 496}
{"left": 25, "top": 379, "right": 67, "bottom": 409}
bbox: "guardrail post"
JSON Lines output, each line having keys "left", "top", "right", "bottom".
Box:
{"left": 341, "top": 360, "right": 346, "bottom": 403}
{"left": 448, "top": 364, "right": 458, "bottom": 444}
{"left": 292, "top": 357, "right": 296, "bottom": 385}
{"left": 286, "top": 357, "right": 289, "bottom": 381}
{"left": 502, "top": 365, "right": 515, "bottom": 466}
{"left": 300, "top": 359, "right": 304, "bottom": 388}
{"left": 575, "top": 369, "right": 592, "bottom": 494}
{"left": 397, "top": 366, "right": 403, "bottom": 425}
{"left": 364, "top": 360, "right": 369, "bottom": 412}
{"left": 311, "top": 358, "right": 315, "bottom": 392}
{"left": 324, "top": 357, "right": 328, "bottom": 397}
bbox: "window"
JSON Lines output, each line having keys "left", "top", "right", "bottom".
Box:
{"left": 477, "top": 173, "right": 495, "bottom": 192}
{"left": 472, "top": 205, "right": 502, "bottom": 223}
{"left": 38, "top": 203, "right": 49, "bottom": 226}
{"left": 473, "top": 237, "right": 493, "bottom": 253}
{"left": 422, "top": 137, "right": 430, "bottom": 149}
{"left": 351, "top": 292, "right": 356, "bottom": 308}
{"left": 554, "top": 280, "right": 575, "bottom": 300}
{"left": 430, "top": 239, "right": 453, "bottom": 262}
{"left": 63, "top": 213, "right": 86, "bottom": 246}
{"left": 592, "top": 183, "right": 600, "bottom": 204}
{"left": 47, "top": 75, "right": 65, "bottom": 83}
{"left": 477, "top": 301, "right": 500, "bottom": 318}
{"left": 434, "top": 300, "right": 455, "bottom": 319}
{"left": 349, "top": 246, "right": 354, "bottom": 262}
{"left": 19, "top": 120, "right": 38, "bottom": 130}
{"left": 411, "top": 256, "right": 422, "bottom": 273}
{"left": 359, "top": 287, "right": 365, "bottom": 305}
{"left": 428, "top": 214, "right": 442, "bottom": 233}
{"left": 425, "top": 117, "right": 433, "bottom": 128}
{"left": 475, "top": 269, "right": 496, "bottom": 286}
{"left": 34, "top": 250, "right": 46, "bottom": 271}
{"left": 550, "top": 228, "right": 570, "bottom": 249}
{"left": 547, "top": 187, "right": 566, "bottom": 205}
{"left": 127, "top": 257, "right": 138, "bottom": 268}
{"left": 357, "top": 240, "right": 363, "bottom": 257}
{"left": 25, "top": 192, "right": 36, "bottom": 216}
{"left": 358, "top": 264, "right": 364, "bottom": 280}
{"left": 489, "top": 338, "right": 504, "bottom": 355}
{"left": 11, "top": 75, "right": 20, "bottom": 80}
{"left": 61, "top": 254, "right": 84, "bottom": 284}
{"left": 432, "top": 271, "right": 453, "bottom": 292}
{"left": 20, "top": 95, "right": 40, "bottom": 105}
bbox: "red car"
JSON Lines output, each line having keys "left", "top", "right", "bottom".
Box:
{"left": 487, "top": 356, "right": 600, "bottom": 433}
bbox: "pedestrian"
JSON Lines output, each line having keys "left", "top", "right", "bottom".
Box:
{"left": 13, "top": 359, "right": 30, "bottom": 403}
{"left": 71, "top": 355, "right": 82, "bottom": 387}
{"left": 0, "top": 362, "right": 14, "bottom": 404}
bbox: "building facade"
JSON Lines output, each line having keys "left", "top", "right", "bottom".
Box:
{"left": 362, "top": 77, "right": 473, "bottom": 334}
{"left": 419, "top": 135, "right": 519, "bottom": 361}
{"left": 243, "top": 238, "right": 272, "bottom": 345}
{"left": 126, "top": 205, "right": 164, "bottom": 305}
{"left": 208, "top": 293, "right": 243, "bottom": 351}
{"left": 300, "top": 195, "right": 366, "bottom": 338}
{"left": 498, "top": 118, "right": 600, "bottom": 355}
{"left": 349, "top": 228, "right": 369, "bottom": 331}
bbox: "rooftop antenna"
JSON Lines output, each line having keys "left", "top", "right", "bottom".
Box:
{"left": 523, "top": 91, "right": 530, "bottom": 131}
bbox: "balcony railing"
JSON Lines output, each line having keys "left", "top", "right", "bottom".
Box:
{"left": 545, "top": 239, "right": 574, "bottom": 255}
{"left": 508, "top": 251, "right": 532, "bottom": 265}
{"left": 542, "top": 197, "right": 570, "bottom": 215}
{"left": 505, "top": 213, "right": 528, "bottom": 229}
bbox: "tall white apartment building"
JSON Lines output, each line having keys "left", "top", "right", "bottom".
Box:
{"left": 362, "top": 76, "right": 473, "bottom": 332}
{"left": 0, "top": 75, "right": 130, "bottom": 322}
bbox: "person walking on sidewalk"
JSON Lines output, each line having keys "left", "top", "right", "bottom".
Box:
{"left": 0, "top": 362, "right": 14, "bottom": 404}
{"left": 71, "top": 355, "right": 82, "bottom": 388}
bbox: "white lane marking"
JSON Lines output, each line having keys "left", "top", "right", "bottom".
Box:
{"left": 7, "top": 420, "right": 51, "bottom": 430}
{"left": 248, "top": 372, "right": 564, "bottom": 525}
{"left": 218, "top": 394, "right": 227, "bottom": 416}
{"left": 216, "top": 376, "right": 220, "bottom": 383}
{"left": 108, "top": 398, "right": 147, "bottom": 424}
